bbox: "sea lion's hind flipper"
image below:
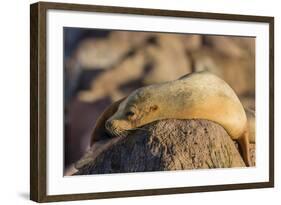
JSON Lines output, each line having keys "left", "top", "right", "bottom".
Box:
{"left": 90, "top": 97, "right": 126, "bottom": 145}
{"left": 245, "top": 108, "right": 256, "bottom": 143}
{"left": 237, "top": 128, "right": 251, "bottom": 167}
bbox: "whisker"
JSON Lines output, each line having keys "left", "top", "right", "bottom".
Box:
{"left": 120, "top": 130, "right": 128, "bottom": 138}
{"left": 119, "top": 133, "right": 124, "bottom": 138}
{"left": 114, "top": 129, "right": 119, "bottom": 137}
{"left": 111, "top": 128, "right": 117, "bottom": 137}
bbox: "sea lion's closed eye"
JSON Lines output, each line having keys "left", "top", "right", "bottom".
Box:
{"left": 125, "top": 111, "right": 135, "bottom": 117}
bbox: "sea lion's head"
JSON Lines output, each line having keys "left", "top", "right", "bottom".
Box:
{"left": 105, "top": 87, "right": 159, "bottom": 137}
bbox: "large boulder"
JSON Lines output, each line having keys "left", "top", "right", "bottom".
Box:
{"left": 74, "top": 119, "right": 255, "bottom": 175}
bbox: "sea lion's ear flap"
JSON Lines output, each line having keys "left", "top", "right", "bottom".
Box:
{"left": 149, "top": 104, "right": 158, "bottom": 112}
{"left": 90, "top": 97, "right": 126, "bottom": 146}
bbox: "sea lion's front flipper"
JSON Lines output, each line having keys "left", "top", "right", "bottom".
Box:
{"left": 90, "top": 97, "right": 126, "bottom": 145}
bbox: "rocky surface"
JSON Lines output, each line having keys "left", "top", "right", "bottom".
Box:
{"left": 72, "top": 33, "right": 255, "bottom": 104}
{"left": 74, "top": 119, "right": 255, "bottom": 175}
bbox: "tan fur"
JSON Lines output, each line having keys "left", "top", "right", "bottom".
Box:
{"left": 91, "top": 71, "right": 251, "bottom": 166}
{"left": 245, "top": 108, "right": 256, "bottom": 143}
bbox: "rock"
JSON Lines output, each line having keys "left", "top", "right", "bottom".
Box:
{"left": 190, "top": 48, "right": 255, "bottom": 96}
{"left": 78, "top": 48, "right": 147, "bottom": 102}
{"left": 75, "top": 31, "right": 152, "bottom": 69}
{"left": 204, "top": 36, "right": 255, "bottom": 59}
{"left": 74, "top": 119, "right": 254, "bottom": 175}
{"left": 180, "top": 34, "right": 202, "bottom": 51}
{"left": 78, "top": 33, "right": 196, "bottom": 103}
{"left": 143, "top": 34, "right": 193, "bottom": 84}
{"left": 241, "top": 96, "right": 255, "bottom": 111}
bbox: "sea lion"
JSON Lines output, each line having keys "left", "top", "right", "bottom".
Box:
{"left": 89, "top": 71, "right": 251, "bottom": 166}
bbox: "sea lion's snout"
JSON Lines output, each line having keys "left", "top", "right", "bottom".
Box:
{"left": 105, "top": 120, "right": 116, "bottom": 136}
{"left": 105, "top": 119, "right": 131, "bottom": 137}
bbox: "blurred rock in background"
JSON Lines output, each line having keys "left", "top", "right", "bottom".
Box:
{"left": 63, "top": 28, "right": 255, "bottom": 173}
